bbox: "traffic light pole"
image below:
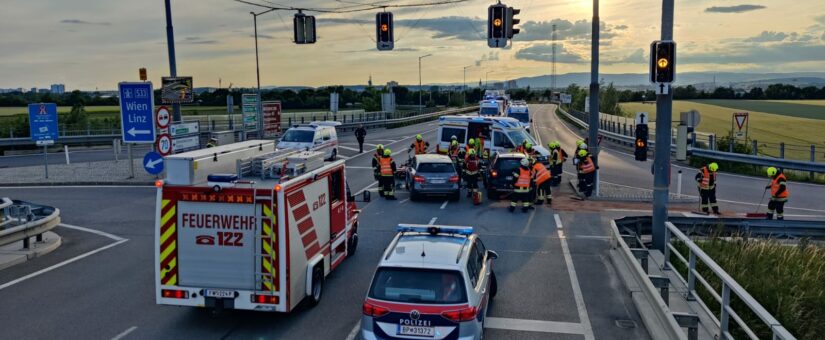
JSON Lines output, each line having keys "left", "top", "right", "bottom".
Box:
{"left": 251, "top": 8, "right": 276, "bottom": 138}
{"left": 418, "top": 54, "right": 431, "bottom": 115}
{"left": 652, "top": 0, "right": 675, "bottom": 251}
{"left": 588, "top": 0, "right": 601, "bottom": 196}
{"left": 164, "top": 0, "right": 181, "bottom": 123}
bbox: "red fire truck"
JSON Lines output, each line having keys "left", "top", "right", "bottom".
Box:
{"left": 155, "top": 140, "right": 360, "bottom": 312}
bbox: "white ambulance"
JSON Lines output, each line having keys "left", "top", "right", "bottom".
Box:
{"left": 435, "top": 115, "right": 551, "bottom": 164}
{"left": 155, "top": 140, "right": 361, "bottom": 312}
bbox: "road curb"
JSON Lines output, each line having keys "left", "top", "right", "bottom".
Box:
{"left": 0, "top": 231, "right": 62, "bottom": 270}
{"left": 0, "top": 181, "right": 154, "bottom": 187}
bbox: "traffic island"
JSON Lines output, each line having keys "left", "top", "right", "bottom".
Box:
{"left": 0, "top": 231, "right": 62, "bottom": 270}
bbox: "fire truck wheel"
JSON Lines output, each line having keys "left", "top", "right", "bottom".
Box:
{"left": 347, "top": 233, "right": 358, "bottom": 256}
{"left": 308, "top": 266, "right": 324, "bottom": 306}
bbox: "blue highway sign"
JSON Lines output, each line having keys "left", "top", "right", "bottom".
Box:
{"left": 143, "top": 151, "right": 164, "bottom": 175}
{"left": 119, "top": 82, "right": 156, "bottom": 144}
{"left": 28, "top": 103, "right": 58, "bottom": 145}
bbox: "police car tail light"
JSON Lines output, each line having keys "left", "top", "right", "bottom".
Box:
{"left": 441, "top": 306, "right": 477, "bottom": 322}
{"left": 162, "top": 289, "right": 189, "bottom": 299}
{"left": 362, "top": 301, "right": 390, "bottom": 317}
{"left": 414, "top": 176, "right": 426, "bottom": 183}
{"left": 252, "top": 294, "right": 279, "bottom": 304}
{"left": 448, "top": 175, "right": 459, "bottom": 183}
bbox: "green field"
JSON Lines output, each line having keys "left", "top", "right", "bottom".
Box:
{"left": 686, "top": 100, "right": 825, "bottom": 120}
{"left": 620, "top": 100, "right": 825, "bottom": 161}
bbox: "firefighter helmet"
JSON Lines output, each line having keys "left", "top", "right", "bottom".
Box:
{"left": 767, "top": 167, "right": 778, "bottom": 177}
{"left": 709, "top": 163, "right": 719, "bottom": 172}
{"left": 578, "top": 150, "right": 588, "bottom": 157}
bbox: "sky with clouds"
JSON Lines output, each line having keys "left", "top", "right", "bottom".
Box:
{"left": 1, "top": 0, "right": 824, "bottom": 90}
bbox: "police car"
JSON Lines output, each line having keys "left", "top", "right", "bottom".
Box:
{"left": 361, "top": 225, "right": 498, "bottom": 340}
{"left": 277, "top": 121, "right": 341, "bottom": 160}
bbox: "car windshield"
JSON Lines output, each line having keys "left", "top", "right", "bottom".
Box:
{"left": 508, "top": 112, "right": 529, "bottom": 123}
{"left": 417, "top": 162, "right": 456, "bottom": 173}
{"left": 507, "top": 130, "right": 536, "bottom": 146}
{"left": 495, "top": 158, "right": 522, "bottom": 174}
{"left": 369, "top": 267, "right": 467, "bottom": 304}
{"left": 480, "top": 107, "right": 499, "bottom": 116}
{"left": 280, "top": 130, "right": 314, "bottom": 143}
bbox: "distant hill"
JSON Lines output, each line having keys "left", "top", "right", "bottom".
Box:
{"left": 511, "top": 72, "right": 825, "bottom": 89}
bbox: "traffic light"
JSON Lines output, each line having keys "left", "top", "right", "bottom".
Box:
{"left": 650, "top": 40, "right": 676, "bottom": 83}
{"left": 635, "top": 124, "right": 648, "bottom": 161}
{"left": 294, "top": 12, "right": 317, "bottom": 44}
{"left": 376, "top": 12, "right": 394, "bottom": 51}
{"left": 506, "top": 7, "right": 520, "bottom": 39}
{"left": 487, "top": 4, "right": 507, "bottom": 48}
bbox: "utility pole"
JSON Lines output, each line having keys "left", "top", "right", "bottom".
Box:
{"left": 463, "top": 65, "right": 471, "bottom": 106}
{"left": 588, "top": 0, "right": 601, "bottom": 195}
{"left": 418, "top": 54, "right": 431, "bottom": 115}
{"left": 164, "top": 0, "right": 181, "bottom": 123}
{"left": 251, "top": 9, "right": 275, "bottom": 138}
{"left": 652, "top": 0, "right": 675, "bottom": 251}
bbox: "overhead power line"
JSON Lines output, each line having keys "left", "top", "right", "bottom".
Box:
{"left": 235, "top": 0, "right": 470, "bottom": 14}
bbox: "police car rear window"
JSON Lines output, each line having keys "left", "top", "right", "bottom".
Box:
{"left": 281, "top": 130, "right": 314, "bottom": 143}
{"left": 417, "top": 162, "right": 456, "bottom": 173}
{"left": 369, "top": 267, "right": 467, "bottom": 304}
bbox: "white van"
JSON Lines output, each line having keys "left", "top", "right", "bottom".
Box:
{"left": 277, "top": 121, "right": 341, "bottom": 160}
{"left": 435, "top": 115, "right": 550, "bottom": 164}
{"left": 479, "top": 99, "right": 505, "bottom": 116}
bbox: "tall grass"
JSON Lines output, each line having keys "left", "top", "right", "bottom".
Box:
{"left": 671, "top": 237, "right": 825, "bottom": 339}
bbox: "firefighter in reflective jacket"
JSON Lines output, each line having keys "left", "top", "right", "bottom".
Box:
{"left": 409, "top": 134, "right": 429, "bottom": 155}
{"left": 514, "top": 140, "right": 528, "bottom": 154}
{"left": 576, "top": 149, "right": 596, "bottom": 197}
{"left": 765, "top": 167, "right": 789, "bottom": 220}
{"left": 510, "top": 158, "right": 533, "bottom": 213}
{"left": 448, "top": 138, "right": 461, "bottom": 162}
{"left": 573, "top": 142, "right": 587, "bottom": 166}
{"left": 464, "top": 149, "right": 481, "bottom": 199}
{"left": 548, "top": 141, "right": 567, "bottom": 187}
{"left": 531, "top": 158, "right": 552, "bottom": 205}
{"left": 694, "top": 162, "right": 720, "bottom": 214}
{"left": 372, "top": 144, "right": 384, "bottom": 180}
{"left": 378, "top": 149, "right": 397, "bottom": 200}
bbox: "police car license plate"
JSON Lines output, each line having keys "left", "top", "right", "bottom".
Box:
{"left": 398, "top": 325, "right": 435, "bottom": 337}
{"left": 204, "top": 289, "right": 235, "bottom": 298}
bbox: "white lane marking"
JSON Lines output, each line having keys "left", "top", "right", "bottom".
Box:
{"left": 336, "top": 154, "right": 351, "bottom": 160}
{"left": 428, "top": 217, "right": 438, "bottom": 225}
{"left": 521, "top": 209, "right": 537, "bottom": 235}
{"left": 398, "top": 198, "right": 410, "bottom": 204}
{"left": 337, "top": 145, "right": 361, "bottom": 152}
{"left": 440, "top": 201, "right": 448, "bottom": 209}
{"left": 555, "top": 214, "right": 595, "bottom": 340}
{"left": 485, "top": 317, "right": 584, "bottom": 335}
{"left": 354, "top": 181, "right": 378, "bottom": 196}
{"left": 59, "top": 223, "right": 124, "bottom": 241}
{"left": 111, "top": 326, "right": 138, "bottom": 340}
{"left": 345, "top": 320, "right": 361, "bottom": 340}
{"left": 0, "top": 238, "right": 129, "bottom": 291}
{"left": 362, "top": 143, "right": 377, "bottom": 148}
{"left": 554, "top": 213, "right": 563, "bottom": 229}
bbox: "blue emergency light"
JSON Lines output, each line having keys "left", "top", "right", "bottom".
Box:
{"left": 396, "top": 224, "right": 474, "bottom": 236}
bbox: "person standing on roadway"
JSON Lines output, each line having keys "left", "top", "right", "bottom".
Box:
{"left": 510, "top": 158, "right": 533, "bottom": 213}
{"left": 573, "top": 141, "right": 586, "bottom": 166}
{"left": 378, "top": 149, "right": 397, "bottom": 200}
{"left": 766, "top": 167, "right": 789, "bottom": 220}
{"left": 695, "top": 162, "right": 720, "bottom": 214}
{"left": 463, "top": 149, "right": 481, "bottom": 200}
{"left": 531, "top": 158, "right": 552, "bottom": 205}
{"left": 548, "top": 141, "right": 567, "bottom": 187}
{"left": 372, "top": 144, "right": 384, "bottom": 178}
{"left": 355, "top": 124, "right": 367, "bottom": 153}
{"left": 576, "top": 149, "right": 596, "bottom": 197}
{"left": 410, "top": 134, "right": 429, "bottom": 155}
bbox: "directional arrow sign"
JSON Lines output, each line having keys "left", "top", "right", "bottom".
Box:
{"left": 635, "top": 112, "right": 649, "bottom": 125}
{"left": 143, "top": 151, "right": 164, "bottom": 175}
{"left": 119, "top": 82, "right": 156, "bottom": 144}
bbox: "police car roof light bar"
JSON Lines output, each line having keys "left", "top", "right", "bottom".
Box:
{"left": 396, "top": 224, "right": 474, "bottom": 236}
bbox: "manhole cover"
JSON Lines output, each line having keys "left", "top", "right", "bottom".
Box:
{"left": 615, "top": 319, "right": 637, "bottom": 329}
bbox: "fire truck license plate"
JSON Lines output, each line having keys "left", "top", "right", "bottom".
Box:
{"left": 205, "top": 289, "right": 235, "bottom": 298}
{"left": 398, "top": 325, "right": 434, "bottom": 337}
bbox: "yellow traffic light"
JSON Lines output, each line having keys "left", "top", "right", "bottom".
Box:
{"left": 493, "top": 18, "right": 502, "bottom": 27}
{"left": 381, "top": 24, "right": 388, "bottom": 32}
{"left": 657, "top": 58, "right": 668, "bottom": 69}
{"left": 636, "top": 138, "right": 646, "bottom": 147}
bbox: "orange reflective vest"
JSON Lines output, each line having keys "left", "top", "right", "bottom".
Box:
{"left": 532, "top": 162, "right": 551, "bottom": 185}
{"left": 553, "top": 148, "right": 567, "bottom": 165}
{"left": 413, "top": 141, "right": 427, "bottom": 154}
{"left": 699, "top": 167, "right": 716, "bottom": 190}
{"left": 515, "top": 167, "right": 532, "bottom": 188}
{"left": 579, "top": 156, "right": 595, "bottom": 174}
{"left": 379, "top": 157, "right": 394, "bottom": 176}
{"left": 771, "top": 173, "right": 788, "bottom": 199}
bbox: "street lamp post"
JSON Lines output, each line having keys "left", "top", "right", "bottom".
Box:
{"left": 164, "top": 0, "right": 181, "bottom": 123}
{"left": 251, "top": 9, "right": 276, "bottom": 139}
{"left": 418, "top": 54, "right": 432, "bottom": 115}
{"left": 588, "top": 0, "right": 601, "bottom": 196}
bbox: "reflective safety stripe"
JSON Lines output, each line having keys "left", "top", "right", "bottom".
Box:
{"left": 515, "top": 168, "right": 531, "bottom": 188}
{"left": 699, "top": 167, "right": 715, "bottom": 189}
{"left": 532, "top": 163, "right": 551, "bottom": 185}
{"left": 260, "top": 204, "right": 278, "bottom": 292}
{"left": 379, "top": 157, "right": 393, "bottom": 176}
{"left": 159, "top": 199, "right": 178, "bottom": 286}
{"left": 771, "top": 174, "right": 788, "bottom": 198}
{"left": 465, "top": 158, "right": 480, "bottom": 173}
{"left": 579, "top": 156, "right": 595, "bottom": 174}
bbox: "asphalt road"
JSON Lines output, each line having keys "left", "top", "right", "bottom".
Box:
{"left": 3, "top": 107, "right": 820, "bottom": 339}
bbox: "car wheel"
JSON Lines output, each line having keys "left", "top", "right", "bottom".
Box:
{"left": 330, "top": 149, "right": 337, "bottom": 161}
{"left": 487, "top": 189, "right": 499, "bottom": 200}
{"left": 490, "top": 271, "right": 498, "bottom": 299}
{"left": 307, "top": 266, "right": 324, "bottom": 307}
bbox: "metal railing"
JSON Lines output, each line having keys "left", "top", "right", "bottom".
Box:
{"left": 556, "top": 106, "right": 825, "bottom": 173}
{"left": 663, "top": 221, "right": 795, "bottom": 340}
{"left": 0, "top": 199, "right": 61, "bottom": 249}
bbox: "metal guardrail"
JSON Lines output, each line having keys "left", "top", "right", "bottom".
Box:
{"left": 556, "top": 106, "right": 825, "bottom": 173}
{"left": 663, "top": 222, "right": 795, "bottom": 340}
{"left": 0, "top": 199, "right": 61, "bottom": 249}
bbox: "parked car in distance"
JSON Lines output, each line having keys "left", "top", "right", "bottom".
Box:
{"left": 405, "top": 154, "right": 461, "bottom": 201}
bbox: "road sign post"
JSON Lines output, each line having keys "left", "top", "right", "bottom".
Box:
{"left": 28, "top": 103, "right": 58, "bottom": 178}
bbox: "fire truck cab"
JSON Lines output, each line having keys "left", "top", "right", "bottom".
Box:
{"left": 155, "top": 140, "right": 360, "bottom": 313}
